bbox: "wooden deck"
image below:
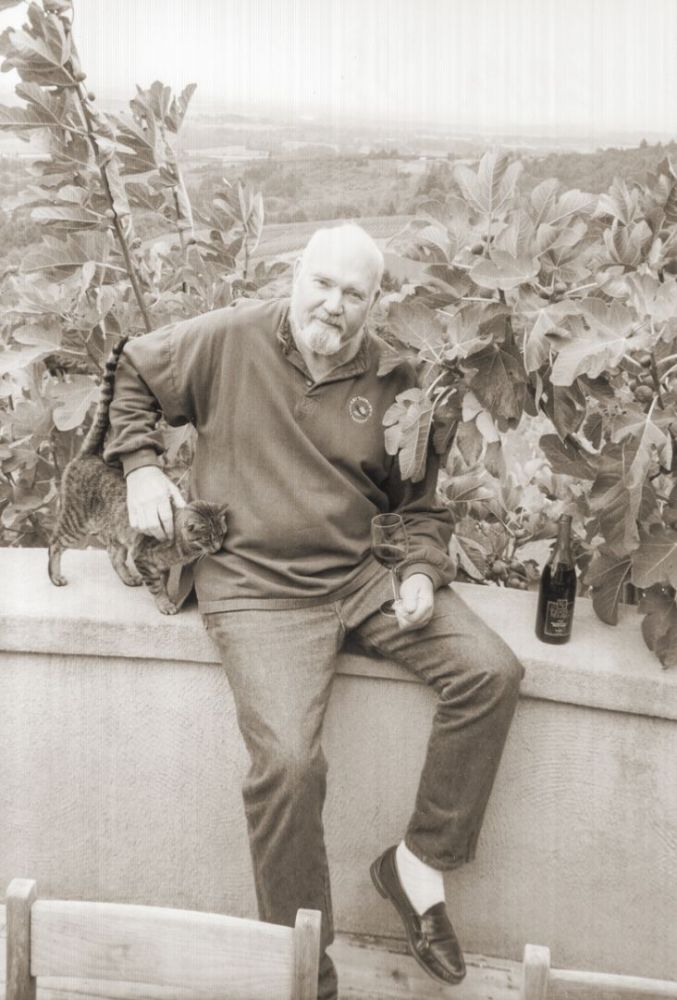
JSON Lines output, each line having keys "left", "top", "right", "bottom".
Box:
{"left": 1, "top": 903, "right": 520, "bottom": 999}
{"left": 332, "top": 934, "right": 520, "bottom": 999}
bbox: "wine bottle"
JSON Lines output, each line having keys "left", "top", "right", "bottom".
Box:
{"left": 535, "top": 514, "right": 577, "bottom": 644}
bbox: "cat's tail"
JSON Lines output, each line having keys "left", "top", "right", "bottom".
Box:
{"left": 79, "top": 335, "right": 129, "bottom": 457}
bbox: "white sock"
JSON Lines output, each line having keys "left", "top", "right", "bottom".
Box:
{"left": 395, "top": 840, "right": 445, "bottom": 916}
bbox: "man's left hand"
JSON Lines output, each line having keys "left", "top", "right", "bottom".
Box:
{"left": 395, "top": 573, "right": 435, "bottom": 631}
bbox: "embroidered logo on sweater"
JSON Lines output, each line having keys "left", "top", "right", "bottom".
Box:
{"left": 349, "top": 396, "right": 373, "bottom": 423}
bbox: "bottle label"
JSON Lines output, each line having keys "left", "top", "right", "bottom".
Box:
{"left": 544, "top": 598, "right": 573, "bottom": 637}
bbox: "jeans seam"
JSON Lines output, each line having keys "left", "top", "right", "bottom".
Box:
{"left": 322, "top": 865, "right": 334, "bottom": 943}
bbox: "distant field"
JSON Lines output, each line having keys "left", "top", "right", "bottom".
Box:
{"left": 144, "top": 214, "right": 411, "bottom": 258}
{"left": 255, "top": 214, "right": 411, "bottom": 258}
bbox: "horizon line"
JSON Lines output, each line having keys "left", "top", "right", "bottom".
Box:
{"left": 0, "top": 86, "right": 675, "bottom": 143}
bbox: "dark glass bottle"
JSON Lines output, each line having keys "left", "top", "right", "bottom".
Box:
{"left": 535, "top": 514, "right": 577, "bottom": 644}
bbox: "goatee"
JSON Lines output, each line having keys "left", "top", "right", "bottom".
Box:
{"left": 305, "top": 323, "right": 342, "bottom": 355}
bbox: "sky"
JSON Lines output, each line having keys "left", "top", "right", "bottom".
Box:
{"left": 0, "top": 0, "right": 676, "bottom": 138}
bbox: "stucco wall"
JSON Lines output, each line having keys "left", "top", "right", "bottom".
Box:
{"left": 1, "top": 548, "right": 676, "bottom": 981}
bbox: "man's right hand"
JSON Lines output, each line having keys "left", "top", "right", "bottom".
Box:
{"left": 126, "top": 465, "right": 187, "bottom": 541}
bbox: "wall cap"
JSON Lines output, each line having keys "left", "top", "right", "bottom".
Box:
{"left": 2, "top": 547, "right": 676, "bottom": 721}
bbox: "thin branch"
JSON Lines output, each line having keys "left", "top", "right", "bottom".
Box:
{"left": 172, "top": 188, "right": 189, "bottom": 293}
{"left": 660, "top": 360, "right": 677, "bottom": 382}
{"left": 49, "top": 434, "right": 61, "bottom": 479}
{"left": 66, "top": 71, "right": 153, "bottom": 331}
{"left": 424, "top": 370, "right": 448, "bottom": 400}
{"left": 78, "top": 326, "right": 100, "bottom": 370}
{"left": 563, "top": 281, "right": 598, "bottom": 297}
{"left": 242, "top": 233, "right": 250, "bottom": 282}
{"left": 649, "top": 345, "right": 665, "bottom": 409}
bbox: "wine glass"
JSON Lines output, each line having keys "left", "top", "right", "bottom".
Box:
{"left": 371, "top": 513, "right": 409, "bottom": 617}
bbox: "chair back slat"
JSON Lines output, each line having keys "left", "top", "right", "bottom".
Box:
{"left": 30, "top": 900, "right": 295, "bottom": 999}
{"left": 521, "top": 943, "right": 677, "bottom": 1000}
{"left": 292, "top": 910, "right": 322, "bottom": 1000}
{"left": 6, "top": 879, "right": 37, "bottom": 1000}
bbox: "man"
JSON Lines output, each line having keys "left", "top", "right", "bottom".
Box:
{"left": 104, "top": 223, "right": 523, "bottom": 1000}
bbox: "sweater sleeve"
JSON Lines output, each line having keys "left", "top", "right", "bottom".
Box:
{"left": 103, "top": 309, "right": 226, "bottom": 475}
{"left": 383, "top": 444, "right": 457, "bottom": 591}
{"left": 102, "top": 351, "right": 166, "bottom": 475}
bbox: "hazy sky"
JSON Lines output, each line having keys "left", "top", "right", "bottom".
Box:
{"left": 1, "top": 0, "right": 675, "bottom": 136}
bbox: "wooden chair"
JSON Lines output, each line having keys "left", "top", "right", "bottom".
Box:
{"left": 521, "top": 944, "right": 677, "bottom": 1000}
{"left": 6, "top": 878, "right": 321, "bottom": 1000}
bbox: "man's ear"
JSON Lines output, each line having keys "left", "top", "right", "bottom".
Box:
{"left": 370, "top": 286, "right": 381, "bottom": 309}
{"left": 293, "top": 255, "right": 302, "bottom": 280}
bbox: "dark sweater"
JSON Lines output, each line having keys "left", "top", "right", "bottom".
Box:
{"left": 104, "top": 297, "right": 456, "bottom": 611}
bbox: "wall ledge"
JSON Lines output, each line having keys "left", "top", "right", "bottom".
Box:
{"left": 2, "top": 547, "right": 676, "bottom": 722}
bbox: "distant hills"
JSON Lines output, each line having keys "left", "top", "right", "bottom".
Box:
{"left": 0, "top": 88, "right": 673, "bottom": 158}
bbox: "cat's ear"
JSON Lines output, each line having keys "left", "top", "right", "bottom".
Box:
{"left": 218, "top": 504, "right": 229, "bottom": 529}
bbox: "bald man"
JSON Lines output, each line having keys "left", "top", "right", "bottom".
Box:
{"left": 104, "top": 224, "right": 523, "bottom": 1000}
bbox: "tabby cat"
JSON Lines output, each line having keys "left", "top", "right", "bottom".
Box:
{"left": 48, "top": 336, "right": 228, "bottom": 615}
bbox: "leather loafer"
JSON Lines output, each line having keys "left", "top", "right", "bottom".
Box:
{"left": 370, "top": 845, "right": 466, "bottom": 985}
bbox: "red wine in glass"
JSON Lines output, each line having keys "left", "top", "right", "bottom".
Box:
{"left": 371, "top": 513, "right": 409, "bottom": 617}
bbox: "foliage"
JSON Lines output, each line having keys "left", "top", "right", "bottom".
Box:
{"left": 191, "top": 155, "right": 414, "bottom": 226}
{"left": 375, "top": 152, "right": 677, "bottom": 667}
{"left": 520, "top": 139, "right": 677, "bottom": 196}
{"left": 0, "top": 2, "right": 675, "bottom": 668}
{"left": 0, "top": 0, "right": 287, "bottom": 546}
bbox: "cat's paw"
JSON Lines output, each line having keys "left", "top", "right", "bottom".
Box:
{"left": 49, "top": 574, "right": 68, "bottom": 587}
{"left": 157, "top": 600, "right": 178, "bottom": 615}
{"left": 124, "top": 574, "right": 144, "bottom": 587}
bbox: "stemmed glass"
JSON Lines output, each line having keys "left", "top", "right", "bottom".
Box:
{"left": 371, "top": 513, "right": 409, "bottom": 617}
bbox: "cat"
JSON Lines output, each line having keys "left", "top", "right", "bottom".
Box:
{"left": 48, "top": 336, "right": 228, "bottom": 615}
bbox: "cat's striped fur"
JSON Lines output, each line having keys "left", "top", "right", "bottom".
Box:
{"left": 78, "top": 334, "right": 130, "bottom": 456}
{"left": 48, "top": 337, "right": 228, "bottom": 614}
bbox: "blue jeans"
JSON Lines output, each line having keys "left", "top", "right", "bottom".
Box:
{"left": 203, "top": 569, "right": 524, "bottom": 1000}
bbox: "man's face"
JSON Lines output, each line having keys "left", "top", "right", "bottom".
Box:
{"left": 290, "top": 235, "right": 380, "bottom": 357}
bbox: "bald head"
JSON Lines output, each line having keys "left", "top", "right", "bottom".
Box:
{"left": 298, "top": 224, "right": 385, "bottom": 292}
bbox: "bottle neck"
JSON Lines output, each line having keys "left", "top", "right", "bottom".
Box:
{"left": 552, "top": 516, "right": 573, "bottom": 568}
